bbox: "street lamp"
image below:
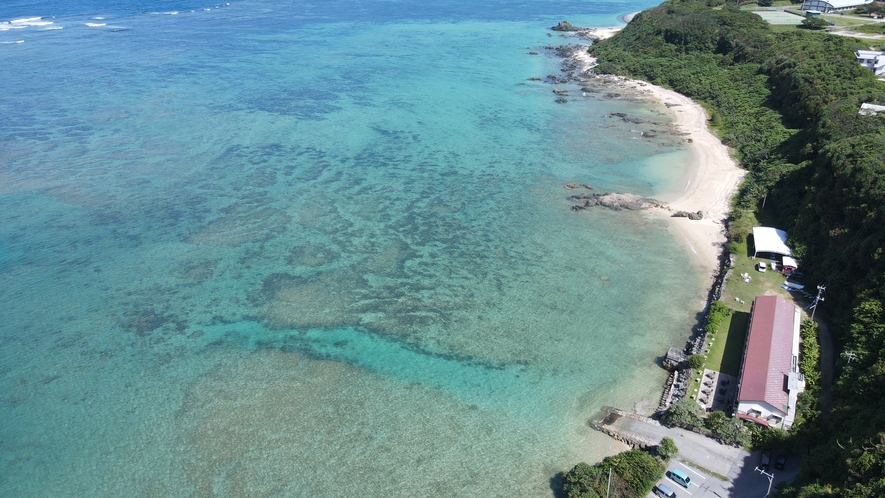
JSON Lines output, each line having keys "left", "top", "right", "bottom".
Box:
{"left": 754, "top": 466, "right": 774, "bottom": 497}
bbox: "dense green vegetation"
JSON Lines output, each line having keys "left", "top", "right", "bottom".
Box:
{"left": 561, "top": 450, "right": 666, "bottom": 498}
{"left": 799, "top": 319, "right": 821, "bottom": 387}
{"left": 662, "top": 397, "right": 705, "bottom": 427}
{"left": 705, "top": 300, "right": 734, "bottom": 333}
{"left": 589, "top": 2, "right": 885, "bottom": 495}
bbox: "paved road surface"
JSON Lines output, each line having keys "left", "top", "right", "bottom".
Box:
{"left": 613, "top": 417, "right": 744, "bottom": 477}
{"left": 606, "top": 416, "right": 802, "bottom": 497}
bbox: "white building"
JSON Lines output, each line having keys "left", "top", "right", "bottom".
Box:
{"left": 856, "top": 50, "right": 885, "bottom": 76}
{"left": 860, "top": 103, "right": 885, "bottom": 115}
{"left": 802, "top": 0, "right": 872, "bottom": 12}
{"left": 735, "top": 295, "right": 805, "bottom": 431}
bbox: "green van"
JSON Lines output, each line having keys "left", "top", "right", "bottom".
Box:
{"left": 668, "top": 468, "right": 691, "bottom": 488}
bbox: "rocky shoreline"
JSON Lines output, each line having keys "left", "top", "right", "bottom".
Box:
{"left": 563, "top": 185, "right": 705, "bottom": 220}
{"left": 532, "top": 43, "right": 693, "bottom": 149}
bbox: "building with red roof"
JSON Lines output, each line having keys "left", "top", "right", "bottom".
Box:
{"left": 735, "top": 295, "right": 805, "bottom": 430}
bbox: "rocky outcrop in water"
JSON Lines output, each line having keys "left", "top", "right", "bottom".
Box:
{"left": 570, "top": 192, "right": 667, "bottom": 211}
{"left": 551, "top": 21, "right": 585, "bottom": 32}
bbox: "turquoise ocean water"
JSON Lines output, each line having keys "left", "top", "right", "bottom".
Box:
{"left": 1, "top": 0, "right": 707, "bottom": 495}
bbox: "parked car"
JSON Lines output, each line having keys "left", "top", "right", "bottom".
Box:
{"left": 668, "top": 468, "right": 691, "bottom": 489}
{"left": 653, "top": 483, "right": 677, "bottom": 498}
{"left": 760, "top": 451, "right": 772, "bottom": 470}
{"left": 757, "top": 262, "right": 767, "bottom": 272}
{"left": 775, "top": 455, "right": 787, "bottom": 471}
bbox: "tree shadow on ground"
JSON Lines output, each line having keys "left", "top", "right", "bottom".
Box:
{"left": 720, "top": 311, "right": 750, "bottom": 377}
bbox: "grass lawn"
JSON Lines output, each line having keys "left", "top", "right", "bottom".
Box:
{"left": 821, "top": 14, "right": 881, "bottom": 27}
{"left": 688, "top": 310, "right": 749, "bottom": 399}
{"left": 721, "top": 211, "right": 803, "bottom": 314}
{"left": 707, "top": 311, "right": 750, "bottom": 377}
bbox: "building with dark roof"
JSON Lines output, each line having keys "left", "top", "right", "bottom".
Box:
{"left": 735, "top": 295, "right": 805, "bottom": 430}
{"left": 801, "top": 0, "right": 873, "bottom": 12}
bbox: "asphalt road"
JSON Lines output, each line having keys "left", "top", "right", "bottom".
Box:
{"left": 607, "top": 417, "right": 802, "bottom": 497}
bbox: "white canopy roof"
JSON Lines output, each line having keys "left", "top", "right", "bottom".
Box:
{"left": 782, "top": 256, "right": 798, "bottom": 268}
{"left": 753, "top": 227, "right": 791, "bottom": 256}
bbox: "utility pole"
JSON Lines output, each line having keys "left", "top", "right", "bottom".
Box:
{"left": 755, "top": 466, "right": 775, "bottom": 497}
{"left": 811, "top": 284, "right": 826, "bottom": 321}
{"left": 606, "top": 467, "right": 612, "bottom": 498}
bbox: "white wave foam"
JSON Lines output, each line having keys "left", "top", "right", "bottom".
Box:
{"left": 93, "top": 17, "right": 104, "bottom": 20}
{"left": 41, "top": 26, "right": 63, "bottom": 30}
{"left": 1, "top": 40, "right": 25, "bottom": 44}
{"left": 4, "top": 17, "right": 54, "bottom": 29}
{"left": 85, "top": 23, "right": 106, "bottom": 27}
{"left": 10, "top": 17, "right": 42, "bottom": 24}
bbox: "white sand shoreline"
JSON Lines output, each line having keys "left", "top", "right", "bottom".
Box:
{"left": 573, "top": 26, "right": 745, "bottom": 284}
{"left": 648, "top": 85, "right": 745, "bottom": 284}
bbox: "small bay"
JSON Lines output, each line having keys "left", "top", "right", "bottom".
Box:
{"left": 0, "top": 0, "right": 707, "bottom": 495}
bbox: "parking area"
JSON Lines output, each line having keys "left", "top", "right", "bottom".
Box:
{"left": 648, "top": 461, "right": 708, "bottom": 497}
{"left": 647, "top": 450, "right": 802, "bottom": 498}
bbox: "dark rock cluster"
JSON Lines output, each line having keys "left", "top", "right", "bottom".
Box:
{"left": 672, "top": 210, "right": 704, "bottom": 220}
{"left": 569, "top": 192, "right": 667, "bottom": 212}
{"left": 551, "top": 20, "right": 584, "bottom": 32}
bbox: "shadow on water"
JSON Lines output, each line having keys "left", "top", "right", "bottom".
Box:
{"left": 549, "top": 471, "right": 566, "bottom": 498}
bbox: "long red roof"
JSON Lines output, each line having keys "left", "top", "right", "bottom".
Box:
{"left": 737, "top": 295, "right": 797, "bottom": 414}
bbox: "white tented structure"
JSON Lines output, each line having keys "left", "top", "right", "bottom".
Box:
{"left": 802, "top": 0, "right": 872, "bottom": 12}
{"left": 752, "top": 227, "right": 791, "bottom": 258}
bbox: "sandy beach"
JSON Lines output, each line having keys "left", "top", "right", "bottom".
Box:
{"left": 649, "top": 85, "right": 745, "bottom": 282}
{"left": 570, "top": 27, "right": 745, "bottom": 282}
{"left": 614, "top": 78, "right": 744, "bottom": 282}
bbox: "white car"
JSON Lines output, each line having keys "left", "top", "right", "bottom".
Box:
{"left": 757, "top": 262, "right": 767, "bottom": 272}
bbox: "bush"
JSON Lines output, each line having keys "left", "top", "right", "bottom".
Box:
{"left": 714, "top": 418, "right": 751, "bottom": 447}
{"left": 801, "top": 17, "right": 828, "bottom": 30}
{"left": 562, "top": 450, "right": 665, "bottom": 498}
{"left": 663, "top": 398, "right": 705, "bottom": 427}
{"left": 752, "top": 426, "right": 792, "bottom": 453}
{"left": 658, "top": 437, "right": 679, "bottom": 460}
{"left": 799, "top": 319, "right": 821, "bottom": 387}
{"left": 704, "top": 410, "right": 727, "bottom": 432}
{"left": 686, "top": 354, "right": 705, "bottom": 370}
{"left": 705, "top": 301, "right": 734, "bottom": 334}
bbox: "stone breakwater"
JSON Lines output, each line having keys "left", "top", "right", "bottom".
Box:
{"left": 589, "top": 407, "right": 659, "bottom": 450}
